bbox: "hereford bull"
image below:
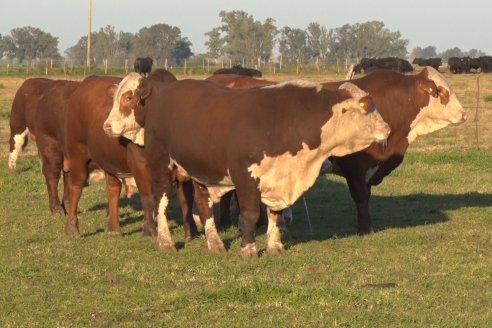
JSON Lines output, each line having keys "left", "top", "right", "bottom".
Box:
{"left": 64, "top": 70, "right": 199, "bottom": 239}
{"left": 321, "top": 67, "right": 467, "bottom": 234}
{"left": 8, "top": 78, "right": 55, "bottom": 172}
{"left": 104, "top": 75, "right": 390, "bottom": 258}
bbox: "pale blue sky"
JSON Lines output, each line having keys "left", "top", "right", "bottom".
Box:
{"left": 1, "top": 0, "right": 490, "bottom": 56}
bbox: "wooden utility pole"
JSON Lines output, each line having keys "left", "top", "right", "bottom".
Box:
{"left": 86, "top": 0, "right": 92, "bottom": 70}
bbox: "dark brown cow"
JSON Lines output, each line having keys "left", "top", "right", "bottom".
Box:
{"left": 104, "top": 74, "right": 390, "bottom": 258}
{"left": 64, "top": 70, "right": 198, "bottom": 239}
{"left": 34, "top": 80, "right": 81, "bottom": 215}
{"left": 321, "top": 67, "right": 467, "bottom": 234}
{"left": 8, "top": 78, "right": 55, "bottom": 172}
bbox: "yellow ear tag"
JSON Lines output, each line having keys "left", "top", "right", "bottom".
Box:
{"left": 428, "top": 88, "right": 433, "bottom": 94}
{"left": 359, "top": 102, "right": 365, "bottom": 109}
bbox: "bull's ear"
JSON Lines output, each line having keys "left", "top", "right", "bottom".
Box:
{"left": 106, "top": 84, "right": 118, "bottom": 98}
{"left": 418, "top": 79, "right": 438, "bottom": 97}
{"left": 137, "top": 78, "right": 152, "bottom": 100}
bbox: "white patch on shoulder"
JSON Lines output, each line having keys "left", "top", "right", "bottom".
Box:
{"left": 248, "top": 142, "right": 324, "bottom": 211}
{"left": 262, "top": 80, "right": 323, "bottom": 92}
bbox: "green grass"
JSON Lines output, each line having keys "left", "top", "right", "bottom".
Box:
{"left": 485, "top": 94, "right": 492, "bottom": 102}
{"left": 0, "top": 151, "right": 491, "bottom": 327}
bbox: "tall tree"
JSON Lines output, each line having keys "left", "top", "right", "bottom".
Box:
{"left": 134, "top": 23, "right": 191, "bottom": 65}
{"left": 205, "top": 11, "right": 277, "bottom": 66}
{"left": 278, "top": 27, "right": 310, "bottom": 65}
{"left": 173, "top": 38, "right": 193, "bottom": 65}
{"left": 439, "top": 47, "right": 464, "bottom": 61}
{"left": 306, "top": 22, "right": 331, "bottom": 64}
{"left": 2, "top": 26, "right": 60, "bottom": 63}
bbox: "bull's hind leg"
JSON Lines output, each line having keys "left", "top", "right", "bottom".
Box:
{"left": 176, "top": 180, "right": 199, "bottom": 241}
{"left": 234, "top": 180, "right": 262, "bottom": 259}
{"left": 266, "top": 209, "right": 285, "bottom": 256}
{"left": 192, "top": 181, "right": 225, "bottom": 253}
{"left": 8, "top": 128, "right": 29, "bottom": 172}
{"left": 153, "top": 169, "right": 176, "bottom": 252}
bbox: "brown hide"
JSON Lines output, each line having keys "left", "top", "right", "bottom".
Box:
{"left": 35, "top": 80, "right": 80, "bottom": 215}
{"left": 64, "top": 76, "right": 160, "bottom": 237}
{"left": 206, "top": 74, "right": 276, "bottom": 89}
{"left": 8, "top": 78, "right": 55, "bottom": 171}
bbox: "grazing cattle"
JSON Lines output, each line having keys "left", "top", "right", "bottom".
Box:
{"left": 64, "top": 70, "right": 195, "bottom": 239}
{"left": 354, "top": 57, "right": 414, "bottom": 74}
{"left": 105, "top": 75, "right": 390, "bottom": 258}
{"left": 479, "top": 56, "right": 492, "bottom": 73}
{"left": 412, "top": 58, "right": 442, "bottom": 70}
{"left": 8, "top": 78, "right": 55, "bottom": 172}
{"left": 321, "top": 67, "right": 467, "bottom": 234}
{"left": 213, "top": 64, "right": 262, "bottom": 77}
{"left": 134, "top": 57, "right": 153, "bottom": 76}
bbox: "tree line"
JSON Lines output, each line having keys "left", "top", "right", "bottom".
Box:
{"left": 0, "top": 10, "right": 487, "bottom": 70}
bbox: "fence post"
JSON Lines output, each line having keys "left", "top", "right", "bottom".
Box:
{"left": 125, "top": 59, "right": 128, "bottom": 74}
{"left": 183, "top": 59, "right": 187, "bottom": 75}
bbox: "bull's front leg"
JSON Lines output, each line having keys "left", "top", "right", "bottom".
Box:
{"left": 153, "top": 169, "right": 176, "bottom": 251}
{"left": 176, "top": 179, "right": 199, "bottom": 242}
{"left": 65, "top": 159, "right": 88, "bottom": 237}
{"left": 192, "top": 181, "right": 225, "bottom": 253}
{"left": 346, "top": 177, "right": 374, "bottom": 234}
{"left": 105, "top": 174, "right": 123, "bottom": 236}
{"left": 266, "top": 208, "right": 285, "bottom": 256}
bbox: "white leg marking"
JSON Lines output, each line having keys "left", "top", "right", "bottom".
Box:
{"left": 157, "top": 193, "right": 176, "bottom": 251}
{"left": 8, "top": 128, "right": 29, "bottom": 171}
{"left": 266, "top": 209, "right": 285, "bottom": 256}
{"left": 204, "top": 217, "right": 225, "bottom": 253}
{"left": 240, "top": 242, "right": 258, "bottom": 259}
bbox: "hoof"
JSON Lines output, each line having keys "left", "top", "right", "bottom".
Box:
{"left": 158, "top": 239, "right": 177, "bottom": 252}
{"left": 208, "top": 241, "right": 226, "bottom": 254}
{"left": 51, "top": 206, "right": 66, "bottom": 216}
{"left": 240, "top": 243, "right": 258, "bottom": 259}
{"left": 266, "top": 242, "right": 286, "bottom": 256}
{"left": 107, "top": 230, "right": 122, "bottom": 237}
{"left": 65, "top": 221, "right": 80, "bottom": 238}
{"left": 357, "top": 226, "right": 375, "bottom": 235}
{"left": 142, "top": 222, "right": 157, "bottom": 238}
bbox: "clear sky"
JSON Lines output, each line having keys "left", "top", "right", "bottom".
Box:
{"left": 1, "top": 0, "right": 490, "bottom": 56}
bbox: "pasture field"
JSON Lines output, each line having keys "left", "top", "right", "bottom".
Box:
{"left": 0, "top": 70, "right": 491, "bottom": 327}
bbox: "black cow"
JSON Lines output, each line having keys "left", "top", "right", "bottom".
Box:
{"left": 354, "top": 57, "right": 414, "bottom": 74}
{"left": 479, "top": 56, "right": 492, "bottom": 73}
{"left": 134, "top": 57, "right": 153, "bottom": 76}
{"left": 448, "top": 57, "right": 470, "bottom": 74}
{"left": 213, "top": 65, "right": 262, "bottom": 77}
{"left": 412, "top": 58, "right": 442, "bottom": 70}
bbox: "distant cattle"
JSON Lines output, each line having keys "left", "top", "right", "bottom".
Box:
{"left": 448, "top": 56, "right": 492, "bottom": 74}
{"left": 412, "top": 58, "right": 442, "bottom": 70}
{"left": 134, "top": 57, "right": 153, "bottom": 76}
{"left": 354, "top": 57, "right": 414, "bottom": 74}
{"left": 105, "top": 75, "right": 390, "bottom": 258}
{"left": 479, "top": 56, "right": 492, "bottom": 73}
{"left": 8, "top": 78, "right": 55, "bottom": 172}
{"left": 213, "top": 64, "right": 262, "bottom": 77}
{"left": 321, "top": 67, "right": 467, "bottom": 234}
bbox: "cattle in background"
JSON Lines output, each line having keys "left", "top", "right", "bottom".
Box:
{"left": 105, "top": 75, "right": 390, "bottom": 258}
{"left": 213, "top": 64, "right": 262, "bottom": 77}
{"left": 412, "top": 58, "right": 442, "bottom": 70}
{"left": 479, "top": 56, "right": 492, "bottom": 73}
{"left": 353, "top": 57, "right": 414, "bottom": 74}
{"left": 64, "top": 70, "right": 197, "bottom": 239}
{"left": 321, "top": 67, "right": 467, "bottom": 234}
{"left": 8, "top": 78, "right": 55, "bottom": 172}
{"left": 134, "top": 57, "right": 153, "bottom": 76}
{"left": 448, "top": 57, "right": 470, "bottom": 74}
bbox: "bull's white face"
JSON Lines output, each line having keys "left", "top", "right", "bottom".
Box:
{"left": 324, "top": 82, "right": 390, "bottom": 157}
{"left": 407, "top": 67, "right": 467, "bottom": 143}
{"left": 103, "top": 72, "right": 145, "bottom": 146}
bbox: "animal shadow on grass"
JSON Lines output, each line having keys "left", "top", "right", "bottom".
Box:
{"left": 283, "top": 179, "right": 492, "bottom": 247}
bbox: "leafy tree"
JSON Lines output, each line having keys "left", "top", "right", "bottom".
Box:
{"left": 205, "top": 10, "right": 277, "bottom": 66}
{"left": 2, "top": 26, "right": 60, "bottom": 63}
{"left": 465, "top": 48, "right": 486, "bottom": 58}
{"left": 278, "top": 27, "right": 310, "bottom": 65}
{"left": 306, "top": 22, "right": 331, "bottom": 64}
{"left": 65, "top": 36, "right": 88, "bottom": 66}
{"left": 133, "top": 23, "right": 188, "bottom": 65}
{"left": 173, "top": 38, "right": 193, "bottom": 65}
{"left": 439, "top": 47, "right": 464, "bottom": 61}
{"left": 410, "top": 46, "right": 437, "bottom": 60}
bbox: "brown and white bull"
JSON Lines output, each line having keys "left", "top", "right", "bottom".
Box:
{"left": 321, "top": 67, "right": 467, "bottom": 234}
{"left": 104, "top": 75, "right": 390, "bottom": 258}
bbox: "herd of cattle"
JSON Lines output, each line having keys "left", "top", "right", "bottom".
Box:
{"left": 8, "top": 59, "right": 467, "bottom": 258}
{"left": 352, "top": 56, "right": 492, "bottom": 74}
